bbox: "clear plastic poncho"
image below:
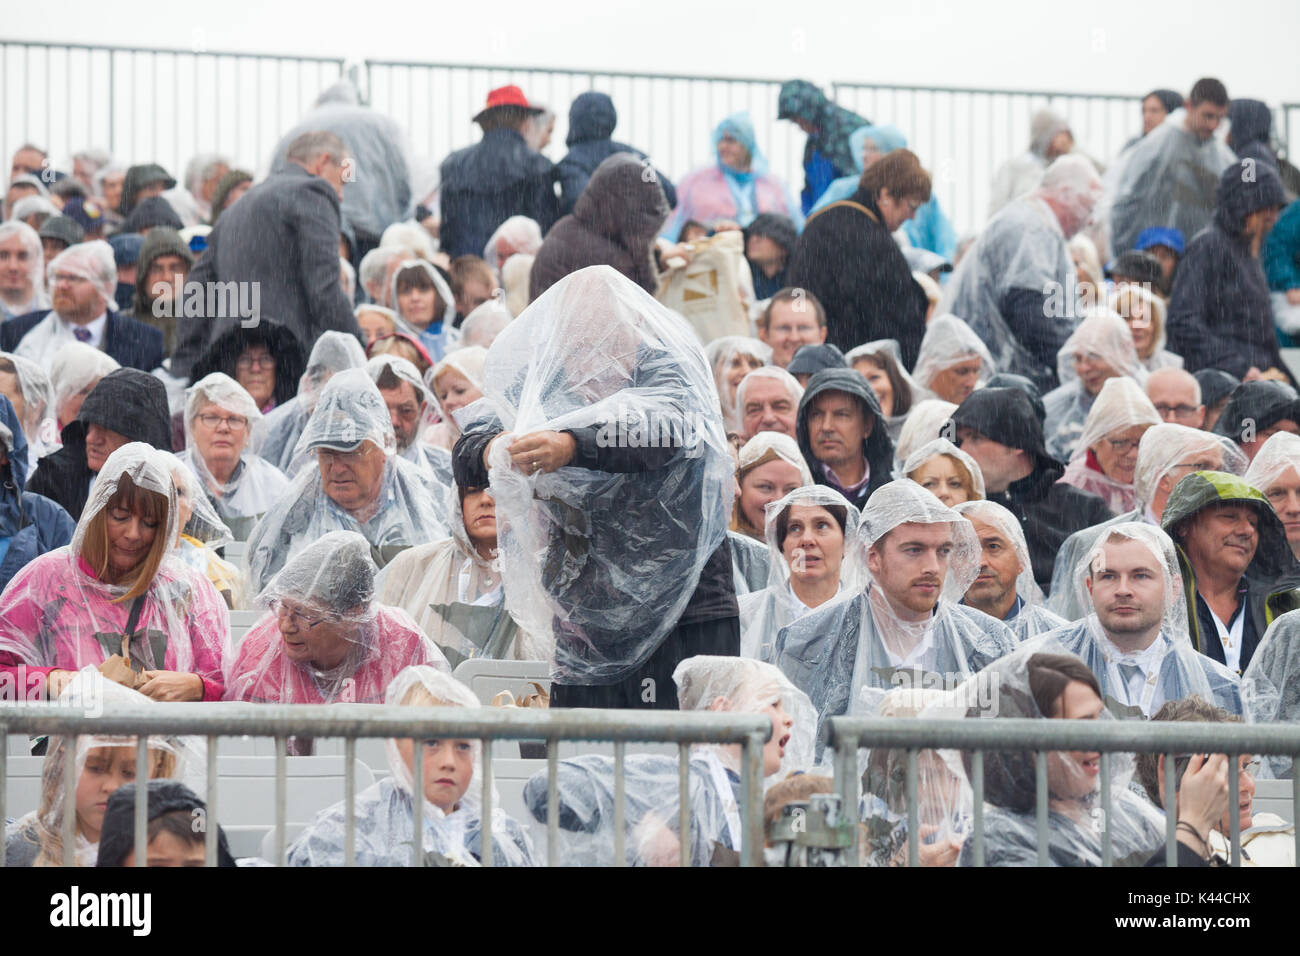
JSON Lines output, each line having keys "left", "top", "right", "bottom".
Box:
{"left": 458, "top": 299, "right": 513, "bottom": 350}
{"left": 0, "top": 443, "right": 231, "bottom": 698}
{"left": 705, "top": 335, "right": 773, "bottom": 434}
{"left": 926, "top": 644, "right": 1166, "bottom": 867}
{"left": 46, "top": 240, "right": 118, "bottom": 312}
{"left": 1041, "top": 522, "right": 1241, "bottom": 719}
{"left": 422, "top": 346, "right": 487, "bottom": 451}
{"left": 376, "top": 486, "right": 543, "bottom": 666}
{"left": 365, "top": 353, "right": 449, "bottom": 492}
{"left": 893, "top": 399, "right": 958, "bottom": 467}
{"left": 1047, "top": 423, "right": 1248, "bottom": 620}
{"left": 47, "top": 341, "right": 119, "bottom": 426}
{"left": 952, "top": 499, "right": 1066, "bottom": 641}
{"left": 1244, "top": 609, "right": 1300, "bottom": 776}
{"left": 388, "top": 258, "right": 458, "bottom": 362}
{"left": 1043, "top": 309, "right": 1146, "bottom": 464}
{"left": 245, "top": 369, "right": 450, "bottom": 593}
{"left": 521, "top": 655, "right": 814, "bottom": 866}
{"left": 910, "top": 314, "right": 993, "bottom": 403}
{"left": 739, "top": 486, "right": 862, "bottom": 663}
{"left": 179, "top": 372, "right": 288, "bottom": 531}
{"left": 730, "top": 430, "right": 815, "bottom": 540}
{"left": 226, "top": 531, "right": 450, "bottom": 706}
{"left": 254, "top": 331, "right": 368, "bottom": 475}
{"left": 0, "top": 350, "right": 58, "bottom": 468}
{"left": 287, "top": 665, "right": 535, "bottom": 866}
{"left": 897, "top": 437, "right": 987, "bottom": 501}
{"left": 1058, "top": 376, "right": 1162, "bottom": 515}
{"left": 772, "top": 480, "right": 1017, "bottom": 744}
{"left": 1106, "top": 109, "right": 1237, "bottom": 255}
{"left": 478, "top": 265, "right": 733, "bottom": 685}
{"left": 1245, "top": 431, "right": 1300, "bottom": 505}
{"left": 4, "top": 667, "right": 206, "bottom": 867}
{"left": 160, "top": 451, "right": 245, "bottom": 608}
{"left": 937, "top": 176, "right": 1082, "bottom": 382}
{"left": 0, "top": 221, "right": 48, "bottom": 318}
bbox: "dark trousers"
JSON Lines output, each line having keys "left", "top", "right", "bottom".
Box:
{"left": 550, "top": 616, "right": 740, "bottom": 710}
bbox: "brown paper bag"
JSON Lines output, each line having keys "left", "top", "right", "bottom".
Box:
{"left": 655, "top": 230, "right": 751, "bottom": 344}
{"left": 98, "top": 634, "right": 147, "bottom": 689}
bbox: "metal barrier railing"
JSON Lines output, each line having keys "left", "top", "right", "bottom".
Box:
{"left": 827, "top": 716, "right": 1300, "bottom": 868}
{"left": 0, "top": 703, "right": 770, "bottom": 868}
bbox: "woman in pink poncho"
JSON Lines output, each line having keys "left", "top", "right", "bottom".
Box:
{"left": 0, "top": 443, "right": 230, "bottom": 702}
{"left": 225, "top": 530, "right": 449, "bottom": 707}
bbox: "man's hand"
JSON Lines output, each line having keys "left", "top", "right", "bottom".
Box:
{"left": 138, "top": 670, "right": 205, "bottom": 702}
{"left": 46, "top": 669, "right": 75, "bottom": 699}
{"left": 508, "top": 431, "right": 577, "bottom": 474}
{"left": 1176, "top": 752, "right": 1229, "bottom": 853}
{"left": 891, "top": 825, "right": 963, "bottom": 867}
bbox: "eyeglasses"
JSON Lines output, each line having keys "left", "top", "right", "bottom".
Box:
{"left": 236, "top": 353, "right": 275, "bottom": 371}
{"left": 271, "top": 599, "right": 327, "bottom": 630}
{"left": 195, "top": 413, "right": 248, "bottom": 431}
{"left": 1154, "top": 404, "right": 1201, "bottom": 419}
{"left": 1242, "top": 757, "right": 1262, "bottom": 779}
{"left": 1106, "top": 437, "right": 1142, "bottom": 454}
{"left": 50, "top": 273, "right": 90, "bottom": 286}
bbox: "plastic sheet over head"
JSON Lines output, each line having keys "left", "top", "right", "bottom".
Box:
{"left": 736, "top": 430, "right": 813, "bottom": 485}
{"left": 860, "top": 479, "right": 982, "bottom": 603}
{"left": 0, "top": 221, "right": 46, "bottom": 297}
{"left": 46, "top": 240, "right": 118, "bottom": 311}
{"left": 923, "top": 642, "right": 1166, "bottom": 866}
{"left": 897, "top": 437, "right": 986, "bottom": 500}
{"left": 1073, "top": 521, "right": 1189, "bottom": 643}
{"left": 1035, "top": 154, "right": 1103, "bottom": 237}
{"left": 1133, "top": 423, "right": 1248, "bottom": 509}
{"left": 366, "top": 353, "right": 430, "bottom": 405}
{"left": 705, "top": 335, "right": 773, "bottom": 432}
{"left": 1056, "top": 308, "right": 1145, "bottom": 389}
{"left": 1245, "top": 431, "right": 1300, "bottom": 498}
{"left": 382, "top": 665, "right": 483, "bottom": 797}
{"left": 1072, "top": 376, "right": 1161, "bottom": 460}
{"left": 161, "top": 450, "right": 234, "bottom": 549}
{"left": 953, "top": 498, "right": 1041, "bottom": 605}
{"left": 255, "top": 530, "right": 379, "bottom": 629}
{"left": 479, "top": 265, "right": 733, "bottom": 684}
{"left": 297, "top": 331, "right": 369, "bottom": 413}
{"left": 1244, "top": 611, "right": 1300, "bottom": 775}
{"left": 183, "top": 372, "right": 262, "bottom": 448}
{"left": 292, "top": 367, "right": 397, "bottom": 460}
{"left": 71, "top": 442, "right": 179, "bottom": 556}
{"left": 674, "top": 654, "right": 817, "bottom": 777}
{"left": 0, "top": 349, "right": 57, "bottom": 457}
{"left": 427, "top": 347, "right": 487, "bottom": 415}
{"left": 482, "top": 216, "right": 543, "bottom": 272}
{"left": 48, "top": 341, "right": 119, "bottom": 418}
{"left": 458, "top": 299, "right": 513, "bottom": 350}
{"left": 910, "top": 314, "right": 993, "bottom": 394}
{"left": 894, "top": 399, "right": 957, "bottom": 465}
{"left": 740, "top": 486, "right": 862, "bottom": 662}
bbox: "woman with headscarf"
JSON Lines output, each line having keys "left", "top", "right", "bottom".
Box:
{"left": 388, "top": 258, "right": 458, "bottom": 364}
{"left": 739, "top": 486, "right": 861, "bottom": 662}
{"left": 811, "top": 124, "right": 957, "bottom": 259}
{"left": 227, "top": 531, "right": 448, "bottom": 712}
{"left": 898, "top": 437, "right": 985, "bottom": 508}
{"left": 706, "top": 336, "right": 772, "bottom": 436}
{"left": 4, "top": 668, "right": 203, "bottom": 866}
{"left": 845, "top": 340, "right": 916, "bottom": 444}
{"left": 287, "top": 666, "right": 535, "bottom": 866}
{"left": 177, "top": 372, "right": 288, "bottom": 535}
{"left": 730, "top": 431, "right": 814, "bottom": 542}
{"left": 663, "top": 112, "right": 802, "bottom": 241}
{"left": 0, "top": 443, "right": 230, "bottom": 701}
{"left": 909, "top": 314, "right": 993, "bottom": 405}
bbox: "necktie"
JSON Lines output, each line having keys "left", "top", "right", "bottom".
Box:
{"left": 1117, "top": 662, "right": 1144, "bottom": 703}
{"left": 73, "top": 327, "right": 92, "bottom": 343}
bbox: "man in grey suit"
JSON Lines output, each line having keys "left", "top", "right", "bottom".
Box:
{"left": 171, "top": 130, "right": 362, "bottom": 383}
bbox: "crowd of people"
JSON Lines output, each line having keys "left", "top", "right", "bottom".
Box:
{"left": 2, "top": 71, "right": 1300, "bottom": 868}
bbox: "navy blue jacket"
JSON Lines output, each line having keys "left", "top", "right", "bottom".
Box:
{"left": 0, "top": 309, "right": 164, "bottom": 373}
{"left": 0, "top": 396, "right": 75, "bottom": 592}
{"left": 557, "top": 92, "right": 676, "bottom": 217}
{"left": 438, "top": 128, "right": 559, "bottom": 259}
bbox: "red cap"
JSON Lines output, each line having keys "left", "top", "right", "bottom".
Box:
{"left": 473, "top": 85, "right": 543, "bottom": 123}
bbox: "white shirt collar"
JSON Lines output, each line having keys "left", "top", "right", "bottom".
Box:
{"left": 57, "top": 310, "right": 109, "bottom": 349}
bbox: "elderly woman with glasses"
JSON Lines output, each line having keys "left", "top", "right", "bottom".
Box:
{"left": 225, "top": 532, "right": 449, "bottom": 723}
{"left": 1057, "top": 376, "right": 1163, "bottom": 516}
{"left": 176, "top": 372, "right": 289, "bottom": 537}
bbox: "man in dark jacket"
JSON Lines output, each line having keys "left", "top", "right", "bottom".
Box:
{"left": 950, "top": 387, "right": 1112, "bottom": 595}
{"left": 439, "top": 86, "right": 559, "bottom": 260}
{"left": 529, "top": 153, "right": 668, "bottom": 301}
{"left": 1212, "top": 380, "right": 1300, "bottom": 463}
{"left": 1, "top": 240, "right": 164, "bottom": 373}
{"left": 556, "top": 91, "right": 676, "bottom": 217}
{"left": 1166, "top": 160, "right": 1288, "bottom": 379}
{"left": 118, "top": 163, "right": 176, "bottom": 216}
{"left": 777, "top": 80, "right": 870, "bottom": 215}
{"left": 170, "top": 130, "right": 361, "bottom": 383}
{"left": 0, "top": 395, "right": 74, "bottom": 592}
{"left": 1227, "top": 98, "right": 1280, "bottom": 172}
{"left": 785, "top": 150, "right": 930, "bottom": 366}
{"left": 26, "top": 368, "right": 173, "bottom": 519}
{"left": 1161, "top": 471, "right": 1300, "bottom": 674}
{"left": 795, "top": 367, "right": 893, "bottom": 511}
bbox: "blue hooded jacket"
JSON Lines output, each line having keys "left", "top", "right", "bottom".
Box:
{"left": 0, "top": 395, "right": 75, "bottom": 592}
{"left": 557, "top": 92, "right": 677, "bottom": 217}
